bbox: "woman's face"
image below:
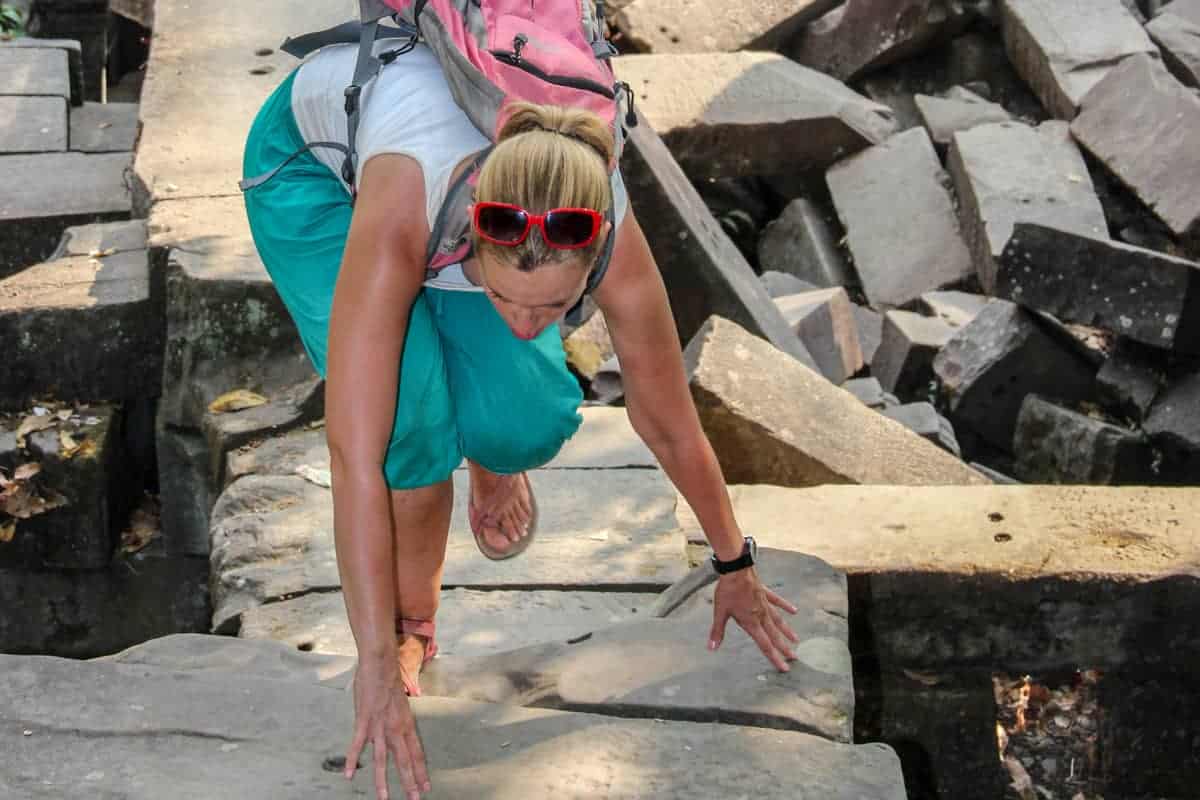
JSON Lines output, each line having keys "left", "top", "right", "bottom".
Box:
{"left": 479, "top": 252, "right": 591, "bottom": 341}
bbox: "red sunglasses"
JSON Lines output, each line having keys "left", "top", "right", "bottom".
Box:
{"left": 472, "top": 201, "right": 603, "bottom": 250}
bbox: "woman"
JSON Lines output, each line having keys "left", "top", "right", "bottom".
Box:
{"left": 243, "top": 40, "right": 798, "bottom": 800}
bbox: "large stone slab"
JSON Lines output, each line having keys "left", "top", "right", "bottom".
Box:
{"left": 209, "top": 469, "right": 686, "bottom": 633}
{"left": 684, "top": 315, "right": 989, "bottom": 487}
{"left": 612, "top": 0, "right": 840, "bottom": 53}
{"left": 1014, "top": 394, "right": 1155, "bottom": 484}
{"left": 947, "top": 121, "right": 1107, "bottom": 294}
{"left": 0, "top": 250, "right": 161, "bottom": 411}
{"left": 0, "top": 39, "right": 82, "bottom": 104}
{"left": 1071, "top": 53, "right": 1200, "bottom": 240}
{"left": 620, "top": 113, "right": 818, "bottom": 371}
{"left": 0, "top": 46, "right": 69, "bottom": 98}
{"left": 151, "top": 197, "right": 311, "bottom": 430}
{"left": 51, "top": 219, "right": 148, "bottom": 259}
{"left": 0, "top": 96, "right": 67, "bottom": 153}
{"left": 791, "top": 0, "right": 972, "bottom": 81}
{"left": 1, "top": 635, "right": 907, "bottom": 799}
{"left": 757, "top": 197, "right": 853, "bottom": 289}
{"left": 995, "top": 222, "right": 1200, "bottom": 353}
{"left": 932, "top": 300, "right": 1097, "bottom": 452}
{"left": 774, "top": 288, "right": 864, "bottom": 384}
{"left": 1000, "top": 0, "right": 1158, "bottom": 119}
{"left": 0, "top": 543, "right": 209, "bottom": 657}
{"left": 914, "top": 86, "right": 1012, "bottom": 148}
{"left": 827, "top": 127, "right": 973, "bottom": 308}
{"left": 1147, "top": 0, "right": 1200, "bottom": 87}
{"left": 239, "top": 587, "right": 657, "bottom": 659}
{"left": 135, "top": 0, "right": 355, "bottom": 199}
{"left": 680, "top": 483, "right": 1200, "bottom": 672}
{"left": 0, "top": 151, "right": 134, "bottom": 274}
{"left": 70, "top": 101, "right": 140, "bottom": 153}
{"left": 613, "top": 52, "right": 895, "bottom": 180}
{"left": 872, "top": 310, "right": 956, "bottom": 399}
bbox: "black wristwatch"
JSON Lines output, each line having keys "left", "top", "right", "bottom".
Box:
{"left": 711, "top": 536, "right": 757, "bottom": 575}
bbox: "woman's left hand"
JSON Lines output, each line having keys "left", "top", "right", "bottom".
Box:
{"left": 708, "top": 568, "right": 800, "bottom": 672}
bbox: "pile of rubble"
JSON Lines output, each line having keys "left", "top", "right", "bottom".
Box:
{"left": 564, "top": 0, "right": 1200, "bottom": 488}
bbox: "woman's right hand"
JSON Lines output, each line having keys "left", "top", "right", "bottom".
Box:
{"left": 344, "top": 660, "right": 431, "bottom": 800}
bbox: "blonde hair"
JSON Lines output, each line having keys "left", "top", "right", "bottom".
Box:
{"left": 474, "top": 102, "right": 615, "bottom": 271}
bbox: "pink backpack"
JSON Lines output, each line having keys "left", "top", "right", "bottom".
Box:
{"left": 243, "top": 0, "right": 635, "bottom": 283}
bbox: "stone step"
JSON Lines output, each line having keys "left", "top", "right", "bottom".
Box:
{"left": 50, "top": 219, "right": 147, "bottom": 260}
{"left": 0, "top": 45, "right": 70, "bottom": 99}
{"left": 0, "top": 39, "right": 83, "bottom": 105}
{"left": 3, "top": 635, "right": 908, "bottom": 799}
{"left": 679, "top": 482, "right": 1200, "bottom": 674}
{"left": 0, "top": 249, "right": 160, "bottom": 411}
{"left": 209, "top": 468, "right": 687, "bottom": 634}
{"left": 0, "top": 151, "right": 134, "bottom": 275}
{"left": 70, "top": 101, "right": 140, "bottom": 153}
{"left": 612, "top": 51, "right": 894, "bottom": 180}
{"left": 0, "top": 405, "right": 127, "bottom": 570}
{"left": 0, "top": 96, "right": 68, "bottom": 154}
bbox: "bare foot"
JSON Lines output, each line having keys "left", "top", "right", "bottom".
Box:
{"left": 467, "top": 460, "right": 534, "bottom": 556}
{"left": 396, "top": 633, "right": 431, "bottom": 696}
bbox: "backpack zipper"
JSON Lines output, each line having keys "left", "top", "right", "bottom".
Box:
{"left": 492, "top": 38, "right": 615, "bottom": 99}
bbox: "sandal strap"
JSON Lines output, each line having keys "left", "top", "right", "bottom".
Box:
{"left": 396, "top": 617, "right": 435, "bottom": 639}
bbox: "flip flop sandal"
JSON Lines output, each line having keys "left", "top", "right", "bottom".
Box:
{"left": 467, "top": 472, "right": 538, "bottom": 561}
{"left": 395, "top": 617, "right": 438, "bottom": 697}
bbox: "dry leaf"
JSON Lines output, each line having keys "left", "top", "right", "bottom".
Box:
{"left": 1004, "top": 756, "right": 1036, "bottom": 800}
{"left": 59, "top": 429, "right": 80, "bottom": 457}
{"left": 294, "top": 464, "right": 332, "bottom": 488}
{"left": 13, "top": 463, "right": 40, "bottom": 481}
{"left": 54, "top": 409, "right": 72, "bottom": 421}
{"left": 208, "top": 389, "right": 268, "bottom": 414}
{"left": 0, "top": 518, "right": 15, "bottom": 543}
{"left": 902, "top": 669, "right": 942, "bottom": 687}
{"left": 15, "top": 414, "right": 56, "bottom": 448}
{"left": 120, "top": 496, "right": 161, "bottom": 554}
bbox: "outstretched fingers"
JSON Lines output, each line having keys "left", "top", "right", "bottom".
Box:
{"left": 766, "top": 589, "right": 798, "bottom": 615}
{"left": 745, "top": 620, "right": 791, "bottom": 673}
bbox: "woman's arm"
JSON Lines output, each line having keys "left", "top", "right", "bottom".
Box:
{"left": 326, "top": 154, "right": 430, "bottom": 666}
{"left": 592, "top": 212, "right": 744, "bottom": 562}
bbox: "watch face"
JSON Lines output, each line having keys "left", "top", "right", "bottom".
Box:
{"left": 747, "top": 536, "right": 757, "bottom": 562}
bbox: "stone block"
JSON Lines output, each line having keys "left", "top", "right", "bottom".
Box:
{"left": 239, "top": 587, "right": 657, "bottom": 660}
{"left": 996, "top": 222, "right": 1200, "bottom": 353}
{"left": 791, "top": 0, "right": 973, "bottom": 81}
{"left": 152, "top": 197, "right": 311, "bottom": 431}
{"left": 0, "top": 46, "right": 69, "bottom": 98}
{"left": 841, "top": 377, "right": 898, "bottom": 410}
{"left": 1096, "top": 340, "right": 1162, "bottom": 421}
{"left": 620, "top": 112, "right": 818, "bottom": 371}
{"left": 917, "top": 290, "right": 991, "bottom": 329}
{"left": 0, "top": 637, "right": 909, "bottom": 799}
{"left": 51, "top": 219, "right": 147, "bottom": 259}
{"left": 1071, "top": 54, "right": 1200, "bottom": 240}
{"left": 932, "top": 300, "right": 1097, "bottom": 452}
{"left": 562, "top": 309, "right": 613, "bottom": 382}
{"left": 223, "top": 425, "right": 328, "bottom": 487}
{"left": 0, "top": 249, "right": 161, "bottom": 411}
{"left": 827, "top": 127, "right": 973, "bottom": 308}
{"left": 70, "top": 101, "right": 140, "bottom": 153}
{"left": 757, "top": 197, "right": 854, "bottom": 289}
{"left": 1014, "top": 394, "right": 1155, "bottom": 484}
{"left": 852, "top": 304, "right": 884, "bottom": 365}
{"left": 684, "top": 315, "right": 989, "bottom": 488}
{"left": 1000, "top": 0, "right": 1158, "bottom": 119}
{"left": 200, "top": 375, "right": 323, "bottom": 488}
{"left": 1, "top": 38, "right": 82, "bottom": 104}
{"left": 680, "top": 482, "right": 1200, "bottom": 673}
{"left": 0, "top": 406, "right": 127, "bottom": 570}
{"left": 0, "top": 151, "right": 134, "bottom": 275}
{"left": 0, "top": 544, "right": 209, "bottom": 657}
{"left": 914, "top": 86, "right": 1012, "bottom": 148}
{"left": 1144, "top": 369, "right": 1200, "bottom": 481}
{"left": 612, "top": 0, "right": 841, "bottom": 53}
{"left": 880, "top": 402, "right": 961, "bottom": 457}
{"left": 209, "top": 469, "right": 687, "bottom": 633}
{"left": 156, "top": 423, "right": 213, "bottom": 557}
{"left": 774, "top": 288, "right": 864, "bottom": 384}
{"left": 948, "top": 121, "right": 1107, "bottom": 294}
{"left": 613, "top": 52, "right": 895, "bottom": 180}
{"left": 1147, "top": 0, "right": 1200, "bottom": 86}
{"left": 0, "top": 95, "right": 67, "bottom": 153}
{"left": 761, "top": 270, "right": 820, "bottom": 299}
{"left": 872, "top": 310, "right": 956, "bottom": 398}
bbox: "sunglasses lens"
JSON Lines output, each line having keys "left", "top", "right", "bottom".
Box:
{"left": 543, "top": 210, "right": 598, "bottom": 247}
{"left": 477, "top": 206, "right": 529, "bottom": 243}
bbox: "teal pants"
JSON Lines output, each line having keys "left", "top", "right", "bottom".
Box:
{"left": 242, "top": 70, "right": 583, "bottom": 489}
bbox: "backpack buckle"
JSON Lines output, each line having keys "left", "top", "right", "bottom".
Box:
{"left": 344, "top": 84, "right": 362, "bottom": 115}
